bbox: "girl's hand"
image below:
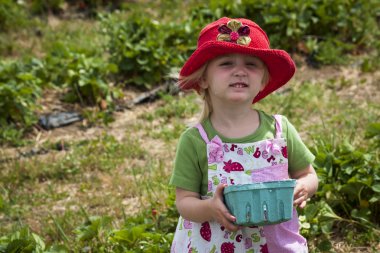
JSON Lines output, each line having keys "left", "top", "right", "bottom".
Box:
{"left": 293, "top": 180, "right": 309, "bottom": 208}
{"left": 175, "top": 185, "right": 240, "bottom": 231}
{"left": 208, "top": 184, "right": 239, "bottom": 232}
{"left": 290, "top": 164, "right": 319, "bottom": 209}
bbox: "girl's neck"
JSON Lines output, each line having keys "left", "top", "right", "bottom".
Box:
{"left": 210, "top": 106, "right": 260, "bottom": 139}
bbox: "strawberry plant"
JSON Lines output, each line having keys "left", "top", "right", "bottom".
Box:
{"left": 189, "top": 0, "right": 380, "bottom": 64}
{"left": 44, "top": 46, "right": 121, "bottom": 107}
{"left": 108, "top": 224, "right": 173, "bottom": 252}
{"left": 74, "top": 215, "right": 113, "bottom": 251}
{"left": 366, "top": 123, "right": 380, "bottom": 148}
{"left": 100, "top": 12, "right": 195, "bottom": 89}
{"left": 0, "top": 60, "right": 42, "bottom": 124}
{"left": 0, "top": 59, "right": 45, "bottom": 145}
{"left": 300, "top": 123, "right": 380, "bottom": 250}
{"left": 312, "top": 138, "right": 380, "bottom": 224}
{"left": 0, "top": 227, "right": 46, "bottom": 253}
{"left": 61, "top": 52, "right": 119, "bottom": 106}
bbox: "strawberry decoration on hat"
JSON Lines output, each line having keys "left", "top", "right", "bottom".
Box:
{"left": 217, "top": 19, "right": 251, "bottom": 46}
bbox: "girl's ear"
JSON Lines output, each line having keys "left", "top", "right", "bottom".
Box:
{"left": 199, "top": 78, "right": 208, "bottom": 89}
{"left": 260, "top": 67, "right": 270, "bottom": 91}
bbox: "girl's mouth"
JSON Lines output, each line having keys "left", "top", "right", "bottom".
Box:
{"left": 229, "top": 82, "right": 248, "bottom": 88}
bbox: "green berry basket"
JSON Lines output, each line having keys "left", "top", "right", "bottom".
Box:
{"left": 224, "top": 179, "right": 296, "bottom": 226}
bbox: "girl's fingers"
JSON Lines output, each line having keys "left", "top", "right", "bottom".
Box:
{"left": 294, "top": 184, "right": 304, "bottom": 196}
{"left": 214, "top": 184, "right": 235, "bottom": 219}
{"left": 220, "top": 216, "right": 239, "bottom": 232}
{"left": 299, "top": 200, "right": 307, "bottom": 209}
{"left": 214, "top": 183, "right": 227, "bottom": 198}
{"left": 293, "top": 182, "right": 308, "bottom": 206}
{"left": 224, "top": 222, "right": 239, "bottom": 232}
{"left": 225, "top": 211, "right": 236, "bottom": 223}
{"left": 213, "top": 185, "right": 239, "bottom": 231}
{"left": 294, "top": 189, "right": 308, "bottom": 208}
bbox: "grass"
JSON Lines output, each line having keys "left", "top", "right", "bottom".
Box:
{"left": 256, "top": 74, "right": 379, "bottom": 148}
{"left": 0, "top": 133, "right": 148, "bottom": 238}
{"left": 0, "top": 14, "right": 103, "bottom": 60}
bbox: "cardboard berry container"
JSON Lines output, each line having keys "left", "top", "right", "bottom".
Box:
{"left": 224, "top": 179, "right": 296, "bottom": 226}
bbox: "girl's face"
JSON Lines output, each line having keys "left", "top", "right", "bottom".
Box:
{"left": 201, "top": 54, "right": 267, "bottom": 105}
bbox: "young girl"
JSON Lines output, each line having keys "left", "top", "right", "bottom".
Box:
{"left": 170, "top": 17, "right": 318, "bottom": 253}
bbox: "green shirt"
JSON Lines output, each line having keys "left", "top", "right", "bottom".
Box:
{"left": 169, "top": 110, "right": 315, "bottom": 196}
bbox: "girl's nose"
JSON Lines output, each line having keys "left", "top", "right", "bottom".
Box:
{"left": 233, "top": 65, "right": 247, "bottom": 77}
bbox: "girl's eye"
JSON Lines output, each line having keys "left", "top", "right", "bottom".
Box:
{"left": 246, "top": 62, "right": 257, "bottom": 67}
{"left": 220, "top": 61, "right": 232, "bottom": 66}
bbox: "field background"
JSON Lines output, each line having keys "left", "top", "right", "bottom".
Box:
{"left": 0, "top": 1, "right": 379, "bottom": 252}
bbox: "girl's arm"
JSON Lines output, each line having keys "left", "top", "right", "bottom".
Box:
{"left": 290, "top": 164, "right": 319, "bottom": 208}
{"left": 175, "top": 184, "right": 239, "bottom": 231}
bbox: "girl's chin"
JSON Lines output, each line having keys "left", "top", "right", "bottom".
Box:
{"left": 226, "top": 94, "right": 255, "bottom": 103}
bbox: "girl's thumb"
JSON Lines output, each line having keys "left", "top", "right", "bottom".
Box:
{"left": 215, "top": 184, "right": 227, "bottom": 198}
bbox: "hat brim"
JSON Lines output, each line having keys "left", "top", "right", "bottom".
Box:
{"left": 179, "top": 41, "right": 296, "bottom": 103}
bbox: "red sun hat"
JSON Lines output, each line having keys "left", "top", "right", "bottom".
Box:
{"left": 179, "top": 17, "right": 296, "bottom": 103}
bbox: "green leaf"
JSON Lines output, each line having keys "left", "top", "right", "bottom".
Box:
{"left": 264, "top": 15, "right": 282, "bottom": 24}
{"left": 351, "top": 209, "right": 372, "bottom": 226}
{"left": 110, "top": 225, "right": 147, "bottom": 246}
{"left": 68, "top": 69, "right": 76, "bottom": 77}
{"left": 45, "top": 244, "right": 70, "bottom": 253}
{"left": 137, "top": 57, "right": 149, "bottom": 65}
{"left": 32, "top": 233, "right": 45, "bottom": 252}
{"left": 319, "top": 202, "right": 342, "bottom": 222}
{"left": 303, "top": 203, "right": 319, "bottom": 220}
{"left": 106, "top": 63, "right": 118, "bottom": 73}
{"left": 365, "top": 123, "right": 380, "bottom": 139}
{"left": 17, "top": 73, "right": 35, "bottom": 81}
{"left": 5, "top": 239, "right": 30, "bottom": 253}
{"left": 74, "top": 216, "right": 112, "bottom": 242}
{"left": 369, "top": 196, "right": 380, "bottom": 203}
{"left": 372, "top": 184, "right": 380, "bottom": 193}
{"left": 110, "top": 229, "right": 133, "bottom": 243}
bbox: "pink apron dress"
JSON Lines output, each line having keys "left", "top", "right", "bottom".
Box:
{"left": 171, "top": 115, "right": 308, "bottom": 253}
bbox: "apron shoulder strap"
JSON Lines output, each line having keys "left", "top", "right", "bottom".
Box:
{"left": 195, "top": 123, "right": 210, "bottom": 143}
{"left": 273, "top": 114, "right": 283, "bottom": 139}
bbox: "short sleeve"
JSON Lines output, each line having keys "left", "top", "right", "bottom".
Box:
{"left": 169, "top": 128, "right": 205, "bottom": 194}
{"left": 283, "top": 117, "right": 315, "bottom": 171}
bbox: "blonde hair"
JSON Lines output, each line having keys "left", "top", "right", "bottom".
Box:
{"left": 178, "top": 58, "right": 270, "bottom": 123}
